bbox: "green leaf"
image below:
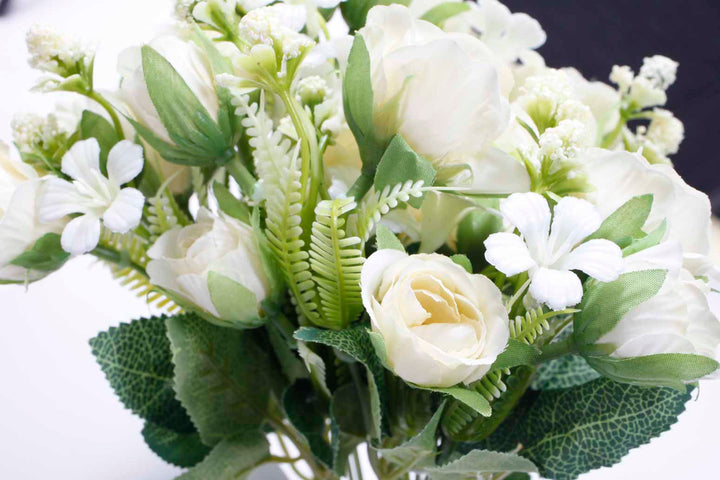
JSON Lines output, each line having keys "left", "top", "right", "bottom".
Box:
{"left": 586, "top": 353, "right": 719, "bottom": 389}
{"left": 89, "top": 316, "right": 194, "bottom": 432}
{"left": 481, "top": 378, "right": 692, "bottom": 480}
{"left": 587, "top": 194, "right": 652, "bottom": 245}
{"left": 420, "top": 2, "right": 471, "bottom": 26}
{"left": 456, "top": 208, "right": 502, "bottom": 270}
{"left": 141, "top": 46, "right": 230, "bottom": 166}
{"left": 574, "top": 270, "right": 667, "bottom": 347}
{"left": 421, "top": 386, "right": 491, "bottom": 418}
{"left": 142, "top": 421, "right": 211, "bottom": 468}
{"left": 425, "top": 450, "right": 537, "bottom": 479}
{"left": 213, "top": 182, "right": 250, "bottom": 223}
{"left": 10, "top": 233, "right": 70, "bottom": 272}
{"left": 297, "top": 341, "right": 332, "bottom": 398}
{"left": 374, "top": 135, "right": 435, "bottom": 208}
{"left": 340, "top": 0, "right": 410, "bottom": 31}
{"left": 376, "top": 224, "right": 405, "bottom": 251}
{"left": 449, "top": 254, "right": 473, "bottom": 273}
{"left": 377, "top": 403, "right": 445, "bottom": 467}
{"left": 295, "top": 325, "right": 388, "bottom": 438}
{"left": 532, "top": 355, "right": 600, "bottom": 390}
{"left": 207, "top": 271, "right": 263, "bottom": 329}
{"left": 622, "top": 220, "right": 667, "bottom": 256}
{"left": 283, "top": 379, "right": 333, "bottom": 468}
{"left": 80, "top": 110, "right": 119, "bottom": 173}
{"left": 331, "top": 383, "right": 367, "bottom": 438}
{"left": 177, "top": 430, "right": 270, "bottom": 480}
{"left": 491, "top": 339, "right": 541, "bottom": 370}
{"left": 167, "top": 313, "right": 283, "bottom": 446}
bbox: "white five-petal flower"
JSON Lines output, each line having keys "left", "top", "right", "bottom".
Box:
{"left": 484, "top": 192, "right": 623, "bottom": 311}
{"left": 38, "top": 138, "right": 145, "bottom": 255}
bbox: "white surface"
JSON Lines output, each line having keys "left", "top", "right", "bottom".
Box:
{"left": 1, "top": 1, "right": 719, "bottom": 478}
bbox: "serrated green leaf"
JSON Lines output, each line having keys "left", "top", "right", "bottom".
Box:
{"left": 142, "top": 421, "right": 211, "bottom": 468}
{"left": 377, "top": 403, "right": 445, "bottom": 467}
{"left": 207, "top": 271, "right": 263, "bottom": 329}
{"left": 89, "top": 316, "right": 194, "bottom": 432}
{"left": 376, "top": 224, "right": 405, "bottom": 251}
{"left": 586, "top": 353, "right": 719, "bottom": 389}
{"left": 587, "top": 194, "right": 652, "bottom": 244}
{"left": 532, "top": 355, "right": 600, "bottom": 390}
{"left": 283, "top": 379, "right": 333, "bottom": 468}
{"left": 213, "top": 182, "right": 250, "bottom": 223}
{"left": 449, "top": 254, "right": 472, "bottom": 273}
{"left": 10, "top": 233, "right": 69, "bottom": 272}
{"left": 177, "top": 430, "right": 270, "bottom": 480}
{"left": 167, "top": 313, "right": 283, "bottom": 446}
{"left": 425, "top": 450, "right": 537, "bottom": 479}
{"left": 141, "top": 46, "right": 230, "bottom": 166}
{"left": 491, "top": 339, "right": 541, "bottom": 370}
{"left": 574, "top": 270, "right": 666, "bottom": 347}
{"left": 295, "top": 325, "right": 388, "bottom": 438}
{"left": 80, "top": 110, "right": 119, "bottom": 173}
{"left": 420, "top": 2, "right": 471, "bottom": 26}
{"left": 374, "top": 135, "right": 435, "bottom": 208}
{"left": 480, "top": 378, "right": 692, "bottom": 480}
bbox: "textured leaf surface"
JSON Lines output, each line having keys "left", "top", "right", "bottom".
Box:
{"left": 283, "top": 379, "right": 333, "bottom": 468}
{"left": 587, "top": 353, "right": 718, "bottom": 389}
{"left": 374, "top": 135, "right": 435, "bottom": 208}
{"left": 295, "top": 325, "right": 388, "bottom": 438}
{"left": 425, "top": 450, "right": 537, "bottom": 479}
{"left": 167, "top": 313, "right": 283, "bottom": 446}
{"left": 177, "top": 430, "right": 270, "bottom": 480}
{"left": 532, "top": 355, "right": 600, "bottom": 390}
{"left": 89, "top": 316, "right": 193, "bottom": 432}
{"left": 142, "top": 421, "right": 211, "bottom": 468}
{"left": 10, "top": 233, "right": 70, "bottom": 272}
{"left": 586, "top": 195, "right": 652, "bottom": 246}
{"left": 481, "top": 378, "right": 692, "bottom": 480}
{"left": 377, "top": 403, "right": 445, "bottom": 467}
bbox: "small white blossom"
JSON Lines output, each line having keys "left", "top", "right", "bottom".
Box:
{"left": 38, "top": 139, "right": 145, "bottom": 255}
{"left": 646, "top": 108, "right": 684, "bottom": 155}
{"left": 539, "top": 119, "right": 586, "bottom": 165}
{"left": 297, "top": 75, "right": 328, "bottom": 105}
{"left": 26, "top": 24, "right": 92, "bottom": 76}
{"left": 609, "top": 65, "right": 634, "bottom": 93}
{"left": 484, "top": 192, "right": 623, "bottom": 311}
{"left": 629, "top": 76, "right": 667, "bottom": 109}
{"left": 638, "top": 55, "right": 678, "bottom": 90}
{"left": 11, "top": 112, "right": 69, "bottom": 153}
{"left": 238, "top": 4, "right": 312, "bottom": 59}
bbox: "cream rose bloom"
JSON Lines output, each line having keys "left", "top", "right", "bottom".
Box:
{"left": 361, "top": 250, "right": 510, "bottom": 387}
{"left": 360, "top": 5, "right": 511, "bottom": 165}
{"left": 147, "top": 208, "right": 270, "bottom": 322}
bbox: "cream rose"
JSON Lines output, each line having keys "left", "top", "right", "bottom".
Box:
{"left": 361, "top": 250, "right": 510, "bottom": 387}
{"left": 147, "top": 208, "right": 270, "bottom": 327}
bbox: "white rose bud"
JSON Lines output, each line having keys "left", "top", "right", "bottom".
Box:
{"left": 147, "top": 208, "right": 270, "bottom": 328}
{"left": 361, "top": 250, "right": 510, "bottom": 388}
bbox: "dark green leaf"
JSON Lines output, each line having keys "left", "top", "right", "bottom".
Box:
{"left": 167, "top": 313, "right": 283, "bottom": 446}
{"left": 481, "top": 378, "right": 692, "bottom": 480}
{"left": 89, "top": 316, "right": 194, "bottom": 432}
{"left": 283, "top": 379, "right": 333, "bottom": 468}
{"left": 142, "top": 421, "right": 211, "bottom": 468}
{"left": 10, "top": 233, "right": 70, "bottom": 272}
{"left": 532, "top": 355, "right": 600, "bottom": 390}
{"left": 456, "top": 209, "right": 503, "bottom": 270}
{"left": 80, "top": 110, "right": 119, "bottom": 173}
{"left": 377, "top": 403, "right": 445, "bottom": 467}
{"left": 374, "top": 135, "right": 435, "bottom": 208}
{"left": 586, "top": 195, "right": 652, "bottom": 245}
{"left": 419, "top": 386, "right": 491, "bottom": 417}
{"left": 420, "top": 2, "right": 471, "bottom": 26}
{"left": 425, "top": 450, "right": 537, "bottom": 479}
{"left": 177, "top": 430, "right": 270, "bottom": 480}
{"left": 331, "top": 383, "right": 367, "bottom": 438}
{"left": 491, "top": 339, "right": 541, "bottom": 370}
{"left": 376, "top": 224, "right": 405, "bottom": 251}
{"left": 213, "top": 182, "right": 250, "bottom": 223}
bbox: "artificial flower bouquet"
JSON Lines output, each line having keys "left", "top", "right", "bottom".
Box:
{"left": 3, "top": 0, "right": 719, "bottom": 479}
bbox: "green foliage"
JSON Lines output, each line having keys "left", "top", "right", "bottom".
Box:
{"left": 354, "top": 180, "right": 425, "bottom": 243}
{"left": 284, "top": 379, "right": 333, "bottom": 468}
{"left": 374, "top": 135, "right": 436, "bottom": 208}
{"left": 424, "top": 450, "right": 537, "bottom": 479}
{"left": 295, "top": 325, "right": 388, "bottom": 438}
{"left": 416, "top": 385, "right": 491, "bottom": 418}
{"left": 207, "top": 271, "right": 264, "bottom": 329}
{"left": 586, "top": 194, "right": 652, "bottom": 246}
{"left": 480, "top": 378, "right": 692, "bottom": 480}
{"left": 309, "top": 198, "right": 365, "bottom": 329}
{"left": 89, "top": 316, "right": 194, "bottom": 432}
{"left": 508, "top": 307, "right": 553, "bottom": 345}
{"left": 80, "top": 110, "right": 119, "bottom": 172}
{"left": 147, "top": 188, "right": 181, "bottom": 242}
{"left": 139, "top": 46, "right": 231, "bottom": 166}
{"left": 166, "top": 313, "right": 283, "bottom": 446}
{"left": 142, "top": 421, "right": 211, "bottom": 468}
{"left": 533, "top": 355, "right": 600, "bottom": 390}
{"left": 491, "top": 339, "right": 541, "bottom": 371}
{"left": 10, "top": 233, "right": 69, "bottom": 272}
{"left": 456, "top": 209, "right": 503, "bottom": 270}
{"left": 420, "top": 2, "right": 471, "bottom": 26}
{"left": 213, "top": 181, "right": 250, "bottom": 224}
{"left": 375, "top": 224, "right": 405, "bottom": 251}
{"left": 377, "top": 403, "right": 445, "bottom": 468}
{"left": 177, "top": 430, "right": 270, "bottom": 480}
{"left": 449, "top": 254, "right": 473, "bottom": 273}
{"left": 340, "top": 0, "right": 410, "bottom": 32}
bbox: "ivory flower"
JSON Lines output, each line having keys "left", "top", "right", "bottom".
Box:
{"left": 38, "top": 139, "right": 145, "bottom": 255}
{"left": 484, "top": 192, "right": 623, "bottom": 311}
{"left": 361, "top": 250, "right": 509, "bottom": 388}
{"left": 147, "top": 208, "right": 270, "bottom": 320}
{"left": 360, "top": 5, "right": 510, "bottom": 164}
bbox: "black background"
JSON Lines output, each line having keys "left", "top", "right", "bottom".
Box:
{"left": 505, "top": 0, "right": 720, "bottom": 213}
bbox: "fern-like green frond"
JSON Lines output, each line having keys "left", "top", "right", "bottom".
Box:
{"left": 353, "top": 180, "right": 425, "bottom": 244}
{"left": 147, "top": 191, "right": 179, "bottom": 242}
{"left": 236, "top": 93, "right": 320, "bottom": 324}
{"left": 309, "top": 198, "right": 364, "bottom": 329}
{"left": 509, "top": 307, "right": 551, "bottom": 345}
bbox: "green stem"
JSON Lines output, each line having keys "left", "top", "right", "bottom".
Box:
{"left": 226, "top": 151, "right": 257, "bottom": 197}
{"left": 348, "top": 173, "right": 374, "bottom": 201}
{"left": 537, "top": 335, "right": 577, "bottom": 363}
{"left": 91, "top": 244, "right": 146, "bottom": 276}
{"left": 86, "top": 91, "right": 125, "bottom": 140}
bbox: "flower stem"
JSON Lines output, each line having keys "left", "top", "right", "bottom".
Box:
{"left": 227, "top": 150, "right": 257, "bottom": 197}
{"left": 86, "top": 90, "right": 125, "bottom": 140}
{"left": 537, "top": 335, "right": 577, "bottom": 363}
